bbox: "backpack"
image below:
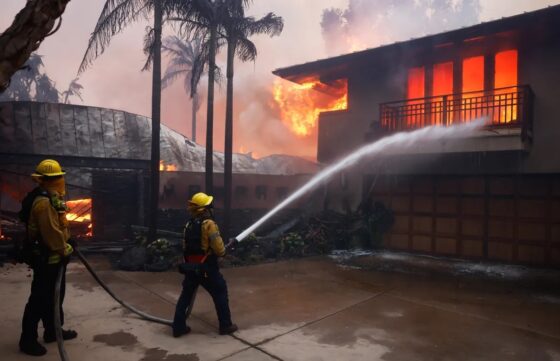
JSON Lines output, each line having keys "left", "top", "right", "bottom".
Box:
{"left": 15, "top": 187, "right": 49, "bottom": 265}
{"left": 18, "top": 187, "right": 48, "bottom": 224}
{"left": 183, "top": 218, "right": 206, "bottom": 257}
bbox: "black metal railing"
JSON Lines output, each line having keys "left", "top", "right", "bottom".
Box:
{"left": 380, "top": 85, "right": 533, "bottom": 141}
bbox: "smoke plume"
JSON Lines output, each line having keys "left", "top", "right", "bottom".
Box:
{"left": 321, "top": 0, "right": 481, "bottom": 56}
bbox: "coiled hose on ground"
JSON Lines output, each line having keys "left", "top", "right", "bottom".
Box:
{"left": 53, "top": 249, "right": 199, "bottom": 361}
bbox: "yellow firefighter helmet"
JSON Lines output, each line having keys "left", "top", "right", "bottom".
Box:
{"left": 32, "top": 159, "right": 66, "bottom": 178}
{"left": 189, "top": 192, "right": 214, "bottom": 208}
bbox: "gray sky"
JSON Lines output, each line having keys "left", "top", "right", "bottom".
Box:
{"left": 1, "top": 0, "right": 559, "bottom": 159}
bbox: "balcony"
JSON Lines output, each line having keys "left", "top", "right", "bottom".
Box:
{"left": 379, "top": 85, "right": 533, "bottom": 142}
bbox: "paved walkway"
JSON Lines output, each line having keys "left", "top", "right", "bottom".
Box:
{"left": 1, "top": 256, "right": 560, "bottom": 360}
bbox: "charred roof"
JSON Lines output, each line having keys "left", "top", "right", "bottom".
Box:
{"left": 0, "top": 101, "right": 319, "bottom": 175}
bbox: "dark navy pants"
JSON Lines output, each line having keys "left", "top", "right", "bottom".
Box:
{"left": 173, "top": 267, "right": 233, "bottom": 332}
{"left": 21, "top": 263, "right": 66, "bottom": 341}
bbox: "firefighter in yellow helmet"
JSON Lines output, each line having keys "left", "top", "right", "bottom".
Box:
{"left": 172, "top": 192, "right": 238, "bottom": 337}
{"left": 18, "top": 159, "right": 77, "bottom": 356}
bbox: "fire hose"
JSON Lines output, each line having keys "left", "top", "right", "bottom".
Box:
{"left": 52, "top": 242, "right": 240, "bottom": 361}
{"left": 52, "top": 249, "right": 181, "bottom": 361}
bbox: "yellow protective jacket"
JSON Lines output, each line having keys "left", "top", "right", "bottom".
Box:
{"left": 28, "top": 195, "right": 71, "bottom": 264}
{"left": 200, "top": 219, "right": 226, "bottom": 257}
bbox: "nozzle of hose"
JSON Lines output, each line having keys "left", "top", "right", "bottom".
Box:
{"left": 226, "top": 238, "right": 238, "bottom": 250}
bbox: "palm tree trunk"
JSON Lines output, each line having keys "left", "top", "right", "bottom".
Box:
{"left": 205, "top": 23, "right": 217, "bottom": 194}
{"left": 148, "top": 0, "right": 163, "bottom": 243}
{"left": 0, "top": 0, "right": 71, "bottom": 93}
{"left": 191, "top": 93, "right": 197, "bottom": 142}
{"left": 224, "top": 39, "right": 235, "bottom": 241}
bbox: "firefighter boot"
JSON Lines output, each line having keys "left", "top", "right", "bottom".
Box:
{"left": 19, "top": 337, "right": 47, "bottom": 357}
{"left": 44, "top": 329, "right": 78, "bottom": 343}
{"left": 219, "top": 323, "right": 238, "bottom": 335}
{"left": 173, "top": 325, "right": 192, "bottom": 338}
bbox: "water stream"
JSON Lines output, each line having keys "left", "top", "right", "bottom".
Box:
{"left": 235, "top": 119, "right": 485, "bottom": 242}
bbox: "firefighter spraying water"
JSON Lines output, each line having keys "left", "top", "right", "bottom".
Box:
{"left": 173, "top": 192, "right": 237, "bottom": 337}
{"left": 21, "top": 120, "right": 484, "bottom": 361}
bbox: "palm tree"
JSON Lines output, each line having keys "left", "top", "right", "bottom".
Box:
{"left": 171, "top": 0, "right": 230, "bottom": 195}
{"left": 61, "top": 78, "right": 84, "bottom": 104}
{"left": 79, "top": 0, "right": 170, "bottom": 242}
{"left": 221, "top": 1, "right": 283, "bottom": 239}
{"left": 161, "top": 35, "right": 205, "bottom": 142}
{"left": 35, "top": 73, "right": 60, "bottom": 103}
{"left": 0, "top": 53, "right": 60, "bottom": 103}
{"left": 0, "top": 0, "right": 70, "bottom": 93}
{"left": 0, "top": 53, "right": 42, "bottom": 101}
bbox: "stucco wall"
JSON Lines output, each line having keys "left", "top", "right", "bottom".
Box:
{"left": 519, "top": 36, "right": 560, "bottom": 172}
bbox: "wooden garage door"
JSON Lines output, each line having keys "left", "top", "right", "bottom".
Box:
{"left": 368, "top": 175, "right": 560, "bottom": 267}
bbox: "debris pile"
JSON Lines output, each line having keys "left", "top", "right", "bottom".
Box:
{"left": 110, "top": 200, "right": 395, "bottom": 270}
{"left": 227, "top": 201, "right": 394, "bottom": 266}
{"left": 118, "top": 233, "right": 181, "bottom": 272}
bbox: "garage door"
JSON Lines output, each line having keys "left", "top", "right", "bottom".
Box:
{"left": 368, "top": 175, "right": 560, "bottom": 267}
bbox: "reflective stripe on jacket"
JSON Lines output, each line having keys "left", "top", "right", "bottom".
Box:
{"left": 201, "top": 219, "right": 226, "bottom": 257}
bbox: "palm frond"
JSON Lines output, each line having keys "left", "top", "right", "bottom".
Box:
{"left": 161, "top": 67, "right": 187, "bottom": 89}
{"left": 244, "top": 13, "right": 284, "bottom": 37}
{"left": 235, "top": 37, "right": 257, "bottom": 62}
{"left": 161, "top": 31, "right": 223, "bottom": 97}
{"left": 79, "top": 0, "right": 151, "bottom": 74}
{"left": 142, "top": 25, "right": 156, "bottom": 71}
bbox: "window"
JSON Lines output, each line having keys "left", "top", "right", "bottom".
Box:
{"left": 494, "top": 49, "right": 518, "bottom": 123}
{"left": 462, "top": 56, "right": 485, "bottom": 121}
{"left": 494, "top": 50, "right": 518, "bottom": 89}
{"left": 407, "top": 67, "right": 425, "bottom": 126}
{"left": 432, "top": 62, "right": 454, "bottom": 124}
{"left": 462, "top": 56, "right": 484, "bottom": 93}
{"left": 255, "top": 185, "right": 267, "bottom": 200}
{"left": 407, "top": 67, "right": 425, "bottom": 99}
{"left": 433, "top": 62, "right": 453, "bottom": 97}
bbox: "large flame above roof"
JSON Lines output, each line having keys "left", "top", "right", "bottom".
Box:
{"left": 272, "top": 78, "right": 347, "bottom": 137}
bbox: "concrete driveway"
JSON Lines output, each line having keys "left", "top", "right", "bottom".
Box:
{"left": 1, "top": 256, "right": 560, "bottom": 360}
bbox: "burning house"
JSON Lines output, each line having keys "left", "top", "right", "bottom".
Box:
{"left": 274, "top": 6, "right": 560, "bottom": 266}
{"left": 0, "top": 101, "right": 319, "bottom": 241}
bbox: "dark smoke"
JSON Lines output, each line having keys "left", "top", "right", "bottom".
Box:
{"left": 321, "top": 0, "right": 481, "bottom": 56}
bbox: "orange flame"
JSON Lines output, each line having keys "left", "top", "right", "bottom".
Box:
{"left": 66, "top": 198, "right": 93, "bottom": 237}
{"left": 273, "top": 78, "right": 348, "bottom": 137}
{"left": 160, "top": 160, "right": 178, "bottom": 171}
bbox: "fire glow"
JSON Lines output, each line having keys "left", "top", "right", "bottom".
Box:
{"left": 273, "top": 78, "right": 348, "bottom": 137}
{"left": 159, "top": 160, "right": 178, "bottom": 171}
{"left": 405, "top": 49, "right": 519, "bottom": 126}
{"left": 66, "top": 198, "right": 93, "bottom": 237}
